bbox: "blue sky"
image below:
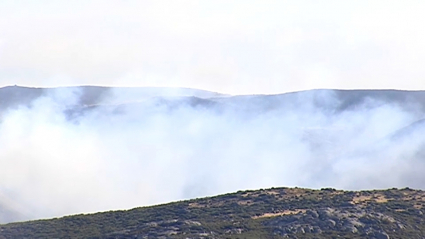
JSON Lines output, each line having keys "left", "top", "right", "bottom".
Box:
{"left": 1, "top": 0, "right": 425, "bottom": 94}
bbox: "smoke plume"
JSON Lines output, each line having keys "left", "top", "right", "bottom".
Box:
{"left": 0, "top": 86, "right": 424, "bottom": 223}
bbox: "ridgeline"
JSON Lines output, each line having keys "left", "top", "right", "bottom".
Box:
{"left": 1, "top": 187, "right": 425, "bottom": 238}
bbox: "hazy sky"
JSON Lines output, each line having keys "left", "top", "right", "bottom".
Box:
{"left": 1, "top": 0, "right": 425, "bottom": 94}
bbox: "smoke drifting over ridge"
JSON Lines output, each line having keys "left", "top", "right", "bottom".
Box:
{"left": 0, "top": 86, "right": 425, "bottom": 223}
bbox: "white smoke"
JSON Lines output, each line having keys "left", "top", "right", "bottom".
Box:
{"left": 0, "top": 87, "right": 424, "bottom": 223}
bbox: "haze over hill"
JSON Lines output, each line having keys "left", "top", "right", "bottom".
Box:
{"left": 0, "top": 86, "right": 425, "bottom": 223}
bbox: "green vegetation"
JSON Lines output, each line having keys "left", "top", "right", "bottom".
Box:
{"left": 1, "top": 187, "right": 425, "bottom": 238}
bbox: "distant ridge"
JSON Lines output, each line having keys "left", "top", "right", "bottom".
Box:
{"left": 2, "top": 86, "right": 425, "bottom": 111}
{"left": 0, "top": 85, "right": 223, "bottom": 110}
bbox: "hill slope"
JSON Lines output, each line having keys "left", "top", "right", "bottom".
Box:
{"left": 0, "top": 187, "right": 424, "bottom": 238}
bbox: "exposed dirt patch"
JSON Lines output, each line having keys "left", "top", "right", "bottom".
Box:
{"left": 352, "top": 193, "right": 389, "bottom": 204}
{"left": 188, "top": 203, "right": 205, "bottom": 208}
{"left": 252, "top": 209, "right": 307, "bottom": 219}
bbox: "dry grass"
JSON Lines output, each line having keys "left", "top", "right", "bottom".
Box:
{"left": 352, "top": 193, "right": 389, "bottom": 204}
{"left": 252, "top": 209, "right": 307, "bottom": 219}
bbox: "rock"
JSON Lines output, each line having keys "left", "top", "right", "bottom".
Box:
{"left": 372, "top": 231, "right": 390, "bottom": 239}
{"left": 327, "top": 219, "right": 336, "bottom": 227}
{"left": 306, "top": 209, "right": 319, "bottom": 218}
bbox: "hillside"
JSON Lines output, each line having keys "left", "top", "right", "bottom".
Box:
{"left": 0, "top": 187, "right": 424, "bottom": 238}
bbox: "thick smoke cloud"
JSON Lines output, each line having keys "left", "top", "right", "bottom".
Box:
{"left": 0, "top": 86, "right": 424, "bottom": 223}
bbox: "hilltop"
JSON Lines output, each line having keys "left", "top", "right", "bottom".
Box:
{"left": 1, "top": 187, "right": 425, "bottom": 238}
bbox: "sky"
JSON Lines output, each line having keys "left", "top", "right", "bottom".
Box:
{"left": 1, "top": 0, "right": 425, "bottom": 94}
